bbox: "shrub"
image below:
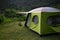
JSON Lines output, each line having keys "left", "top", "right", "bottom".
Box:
{"left": 0, "top": 15, "right": 4, "bottom": 23}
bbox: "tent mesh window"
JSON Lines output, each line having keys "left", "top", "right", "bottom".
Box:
{"left": 47, "top": 15, "right": 60, "bottom": 27}
{"left": 32, "top": 15, "right": 39, "bottom": 24}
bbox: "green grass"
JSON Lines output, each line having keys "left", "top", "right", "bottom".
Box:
{"left": 0, "top": 22, "right": 40, "bottom": 40}
{"left": 0, "top": 22, "right": 60, "bottom": 40}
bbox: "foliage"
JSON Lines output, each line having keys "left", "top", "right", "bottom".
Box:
{"left": 0, "top": 9, "right": 26, "bottom": 24}
{"left": 19, "top": 16, "right": 26, "bottom": 21}
{"left": 55, "top": 4, "right": 60, "bottom": 9}
{"left": 0, "top": 0, "right": 60, "bottom": 11}
{"left": 0, "top": 15, "right": 4, "bottom": 23}
{"left": 4, "top": 9, "right": 17, "bottom": 18}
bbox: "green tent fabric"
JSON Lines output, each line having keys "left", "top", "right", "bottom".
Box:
{"left": 25, "top": 7, "right": 60, "bottom": 35}
{"left": 50, "top": 26, "right": 60, "bottom": 32}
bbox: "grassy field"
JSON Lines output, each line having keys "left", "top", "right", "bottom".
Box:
{"left": 0, "top": 22, "right": 60, "bottom": 40}
{"left": 0, "top": 22, "right": 40, "bottom": 40}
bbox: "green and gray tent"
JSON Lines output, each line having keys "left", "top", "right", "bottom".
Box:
{"left": 25, "top": 7, "right": 60, "bottom": 35}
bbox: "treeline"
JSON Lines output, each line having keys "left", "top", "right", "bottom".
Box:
{"left": 0, "top": 0, "right": 60, "bottom": 11}
{"left": 0, "top": 9, "right": 26, "bottom": 24}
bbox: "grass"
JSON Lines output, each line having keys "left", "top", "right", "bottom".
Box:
{"left": 0, "top": 21, "right": 60, "bottom": 40}
{"left": 0, "top": 22, "right": 40, "bottom": 40}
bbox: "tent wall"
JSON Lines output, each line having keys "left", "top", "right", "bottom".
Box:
{"left": 30, "top": 12, "right": 41, "bottom": 34}
{"left": 41, "top": 12, "right": 60, "bottom": 35}
{"left": 29, "top": 12, "right": 60, "bottom": 35}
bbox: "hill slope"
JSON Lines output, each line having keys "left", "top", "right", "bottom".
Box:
{"left": 0, "top": 0, "right": 60, "bottom": 11}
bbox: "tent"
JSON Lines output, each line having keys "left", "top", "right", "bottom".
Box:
{"left": 25, "top": 7, "right": 60, "bottom": 35}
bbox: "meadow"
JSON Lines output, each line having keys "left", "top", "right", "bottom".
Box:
{"left": 0, "top": 22, "right": 40, "bottom": 40}
{"left": 0, "top": 21, "right": 60, "bottom": 40}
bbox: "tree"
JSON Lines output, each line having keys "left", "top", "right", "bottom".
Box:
{"left": 4, "top": 9, "right": 17, "bottom": 18}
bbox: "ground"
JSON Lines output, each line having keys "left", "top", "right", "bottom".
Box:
{"left": 0, "top": 22, "right": 60, "bottom": 40}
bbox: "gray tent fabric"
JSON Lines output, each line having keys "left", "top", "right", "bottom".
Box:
{"left": 26, "top": 14, "right": 31, "bottom": 27}
{"left": 17, "top": 7, "right": 60, "bottom": 15}
{"left": 29, "top": 7, "right": 60, "bottom": 12}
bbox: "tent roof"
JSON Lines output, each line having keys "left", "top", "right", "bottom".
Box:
{"left": 29, "top": 7, "right": 60, "bottom": 12}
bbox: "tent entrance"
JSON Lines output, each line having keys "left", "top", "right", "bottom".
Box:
{"left": 25, "top": 13, "right": 31, "bottom": 27}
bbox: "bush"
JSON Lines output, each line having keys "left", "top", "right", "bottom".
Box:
{"left": 19, "top": 16, "right": 26, "bottom": 21}
{"left": 0, "top": 15, "right": 4, "bottom": 23}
